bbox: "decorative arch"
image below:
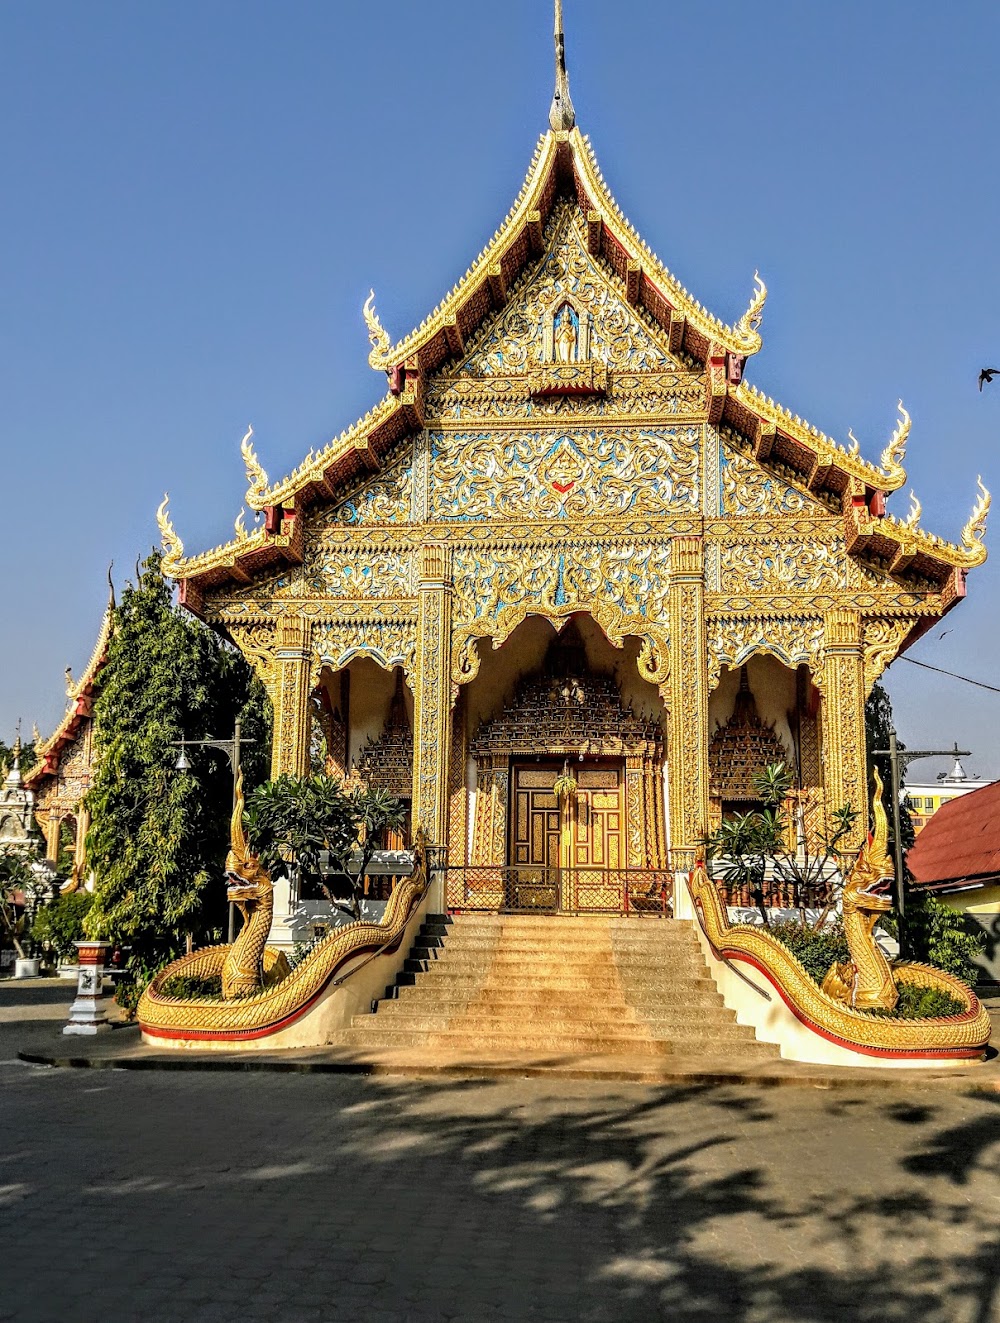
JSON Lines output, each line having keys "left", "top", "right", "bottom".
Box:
{"left": 452, "top": 604, "right": 669, "bottom": 690}
{"left": 706, "top": 616, "right": 825, "bottom": 692}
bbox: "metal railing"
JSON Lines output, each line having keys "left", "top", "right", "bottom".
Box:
{"left": 444, "top": 866, "right": 675, "bottom": 915}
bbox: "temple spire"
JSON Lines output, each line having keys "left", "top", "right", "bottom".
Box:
{"left": 549, "top": 0, "right": 575, "bottom": 131}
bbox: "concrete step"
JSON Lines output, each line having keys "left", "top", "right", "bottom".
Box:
{"left": 389, "top": 986, "right": 728, "bottom": 1013}
{"left": 341, "top": 1027, "right": 674, "bottom": 1055}
{"left": 405, "top": 950, "right": 707, "bottom": 972}
{"left": 411, "top": 933, "right": 698, "bottom": 952}
{"left": 352, "top": 1012, "right": 664, "bottom": 1039}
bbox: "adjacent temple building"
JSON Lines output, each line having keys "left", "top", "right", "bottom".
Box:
{"left": 157, "top": 6, "right": 988, "bottom": 917}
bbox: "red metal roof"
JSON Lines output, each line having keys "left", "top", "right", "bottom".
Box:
{"left": 907, "top": 780, "right": 1000, "bottom": 888}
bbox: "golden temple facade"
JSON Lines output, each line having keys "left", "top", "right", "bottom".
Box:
{"left": 158, "top": 19, "right": 989, "bottom": 913}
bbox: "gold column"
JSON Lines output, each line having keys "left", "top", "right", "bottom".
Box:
{"left": 73, "top": 804, "right": 90, "bottom": 881}
{"left": 412, "top": 544, "right": 453, "bottom": 845}
{"left": 625, "top": 757, "right": 645, "bottom": 868}
{"left": 820, "top": 609, "right": 866, "bottom": 850}
{"left": 272, "top": 615, "right": 312, "bottom": 778}
{"left": 667, "top": 536, "right": 709, "bottom": 857}
{"left": 447, "top": 694, "right": 469, "bottom": 867}
{"left": 45, "top": 814, "right": 61, "bottom": 865}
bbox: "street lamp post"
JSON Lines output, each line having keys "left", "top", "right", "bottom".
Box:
{"left": 872, "top": 729, "right": 970, "bottom": 958}
{"left": 173, "top": 718, "right": 255, "bottom": 942}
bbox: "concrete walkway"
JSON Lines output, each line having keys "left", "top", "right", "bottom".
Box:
{"left": 6, "top": 978, "right": 1000, "bottom": 1092}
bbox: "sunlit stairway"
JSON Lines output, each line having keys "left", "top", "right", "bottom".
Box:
{"left": 339, "top": 913, "right": 779, "bottom": 1062}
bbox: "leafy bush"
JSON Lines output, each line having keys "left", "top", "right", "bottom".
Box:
{"left": 30, "top": 892, "right": 93, "bottom": 961}
{"left": 880, "top": 892, "right": 986, "bottom": 987}
{"left": 867, "top": 983, "right": 968, "bottom": 1020}
{"left": 158, "top": 973, "right": 223, "bottom": 999}
{"left": 768, "top": 920, "right": 850, "bottom": 984}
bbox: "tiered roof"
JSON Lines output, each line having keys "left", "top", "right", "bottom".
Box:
{"left": 157, "top": 11, "right": 989, "bottom": 615}
{"left": 25, "top": 582, "right": 114, "bottom": 791}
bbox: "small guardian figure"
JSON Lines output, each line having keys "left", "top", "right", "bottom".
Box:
{"left": 555, "top": 306, "right": 577, "bottom": 364}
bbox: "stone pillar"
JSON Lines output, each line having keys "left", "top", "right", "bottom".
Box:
{"left": 448, "top": 694, "right": 469, "bottom": 868}
{"left": 413, "top": 545, "right": 453, "bottom": 909}
{"left": 63, "top": 941, "right": 111, "bottom": 1035}
{"left": 44, "top": 814, "right": 61, "bottom": 865}
{"left": 272, "top": 615, "right": 312, "bottom": 779}
{"left": 667, "top": 536, "right": 709, "bottom": 860}
{"left": 820, "top": 609, "right": 867, "bottom": 850}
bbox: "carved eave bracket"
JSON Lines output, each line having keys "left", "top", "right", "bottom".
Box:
{"left": 528, "top": 361, "right": 609, "bottom": 400}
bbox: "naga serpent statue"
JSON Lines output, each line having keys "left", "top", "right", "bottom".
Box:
{"left": 820, "top": 767, "right": 897, "bottom": 1011}
{"left": 687, "top": 776, "right": 991, "bottom": 1060}
{"left": 137, "top": 811, "right": 431, "bottom": 1044}
{"left": 221, "top": 772, "right": 286, "bottom": 999}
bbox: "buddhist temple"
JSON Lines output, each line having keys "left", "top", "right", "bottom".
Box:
{"left": 157, "top": 3, "right": 989, "bottom": 922}
{"left": 24, "top": 581, "right": 114, "bottom": 889}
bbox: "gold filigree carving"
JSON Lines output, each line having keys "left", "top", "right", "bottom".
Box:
{"left": 706, "top": 616, "right": 825, "bottom": 692}
{"left": 431, "top": 426, "right": 698, "bottom": 521}
{"left": 862, "top": 618, "right": 914, "bottom": 695}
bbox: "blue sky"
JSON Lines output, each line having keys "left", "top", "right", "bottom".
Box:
{"left": 3, "top": 0, "right": 999, "bottom": 778}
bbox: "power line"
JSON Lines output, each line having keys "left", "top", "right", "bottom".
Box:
{"left": 898, "top": 655, "right": 1000, "bottom": 694}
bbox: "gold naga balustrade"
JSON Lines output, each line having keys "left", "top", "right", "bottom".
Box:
{"left": 687, "top": 778, "right": 991, "bottom": 1061}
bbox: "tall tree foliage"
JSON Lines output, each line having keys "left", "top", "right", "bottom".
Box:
{"left": 85, "top": 552, "right": 270, "bottom": 995}
{"left": 864, "top": 680, "right": 915, "bottom": 855}
{"left": 0, "top": 738, "right": 36, "bottom": 777}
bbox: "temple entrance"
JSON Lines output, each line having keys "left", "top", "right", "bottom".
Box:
{"left": 511, "top": 761, "right": 623, "bottom": 872}
{"left": 449, "top": 616, "right": 671, "bottom": 913}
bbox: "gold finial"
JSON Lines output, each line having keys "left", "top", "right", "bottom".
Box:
{"left": 363, "top": 290, "right": 392, "bottom": 369}
{"left": 64, "top": 666, "right": 76, "bottom": 697}
{"left": 549, "top": 0, "right": 575, "bottom": 131}
{"left": 879, "top": 400, "right": 910, "bottom": 480}
{"left": 961, "top": 475, "right": 991, "bottom": 561}
{"left": 847, "top": 428, "right": 861, "bottom": 457}
{"left": 240, "top": 425, "right": 269, "bottom": 512}
{"left": 869, "top": 767, "right": 890, "bottom": 868}
{"left": 156, "top": 493, "right": 185, "bottom": 576}
{"left": 904, "top": 490, "right": 922, "bottom": 527}
{"left": 226, "top": 769, "right": 250, "bottom": 873}
{"left": 234, "top": 507, "right": 248, "bottom": 541}
{"left": 31, "top": 722, "right": 41, "bottom": 745}
{"left": 735, "top": 271, "right": 767, "bottom": 343}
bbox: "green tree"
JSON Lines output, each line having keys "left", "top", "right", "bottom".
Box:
{"left": 84, "top": 551, "right": 271, "bottom": 1005}
{"left": 0, "top": 844, "right": 47, "bottom": 958}
{"left": 0, "top": 738, "right": 37, "bottom": 778}
{"left": 703, "top": 762, "right": 858, "bottom": 928}
{"left": 244, "top": 776, "right": 405, "bottom": 919}
{"left": 864, "top": 680, "right": 915, "bottom": 855}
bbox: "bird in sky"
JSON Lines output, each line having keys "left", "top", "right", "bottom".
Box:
{"left": 979, "top": 368, "right": 1000, "bottom": 391}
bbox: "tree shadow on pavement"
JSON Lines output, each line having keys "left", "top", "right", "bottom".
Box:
{"left": 1, "top": 1067, "right": 999, "bottom": 1323}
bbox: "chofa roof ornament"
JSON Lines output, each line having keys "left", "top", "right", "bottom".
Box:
{"left": 878, "top": 400, "right": 910, "bottom": 486}
{"left": 960, "top": 476, "right": 991, "bottom": 564}
{"left": 734, "top": 271, "right": 767, "bottom": 350}
{"left": 241, "top": 425, "right": 269, "bottom": 512}
{"left": 156, "top": 494, "right": 185, "bottom": 577}
{"left": 363, "top": 289, "right": 392, "bottom": 371}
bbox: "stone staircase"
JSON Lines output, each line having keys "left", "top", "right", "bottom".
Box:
{"left": 339, "top": 913, "right": 778, "bottom": 1062}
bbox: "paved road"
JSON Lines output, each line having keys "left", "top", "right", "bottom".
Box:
{"left": 2, "top": 981, "right": 1000, "bottom": 1322}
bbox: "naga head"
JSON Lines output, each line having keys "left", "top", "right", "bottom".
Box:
{"left": 225, "top": 771, "right": 271, "bottom": 904}
{"left": 843, "top": 767, "right": 895, "bottom": 915}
